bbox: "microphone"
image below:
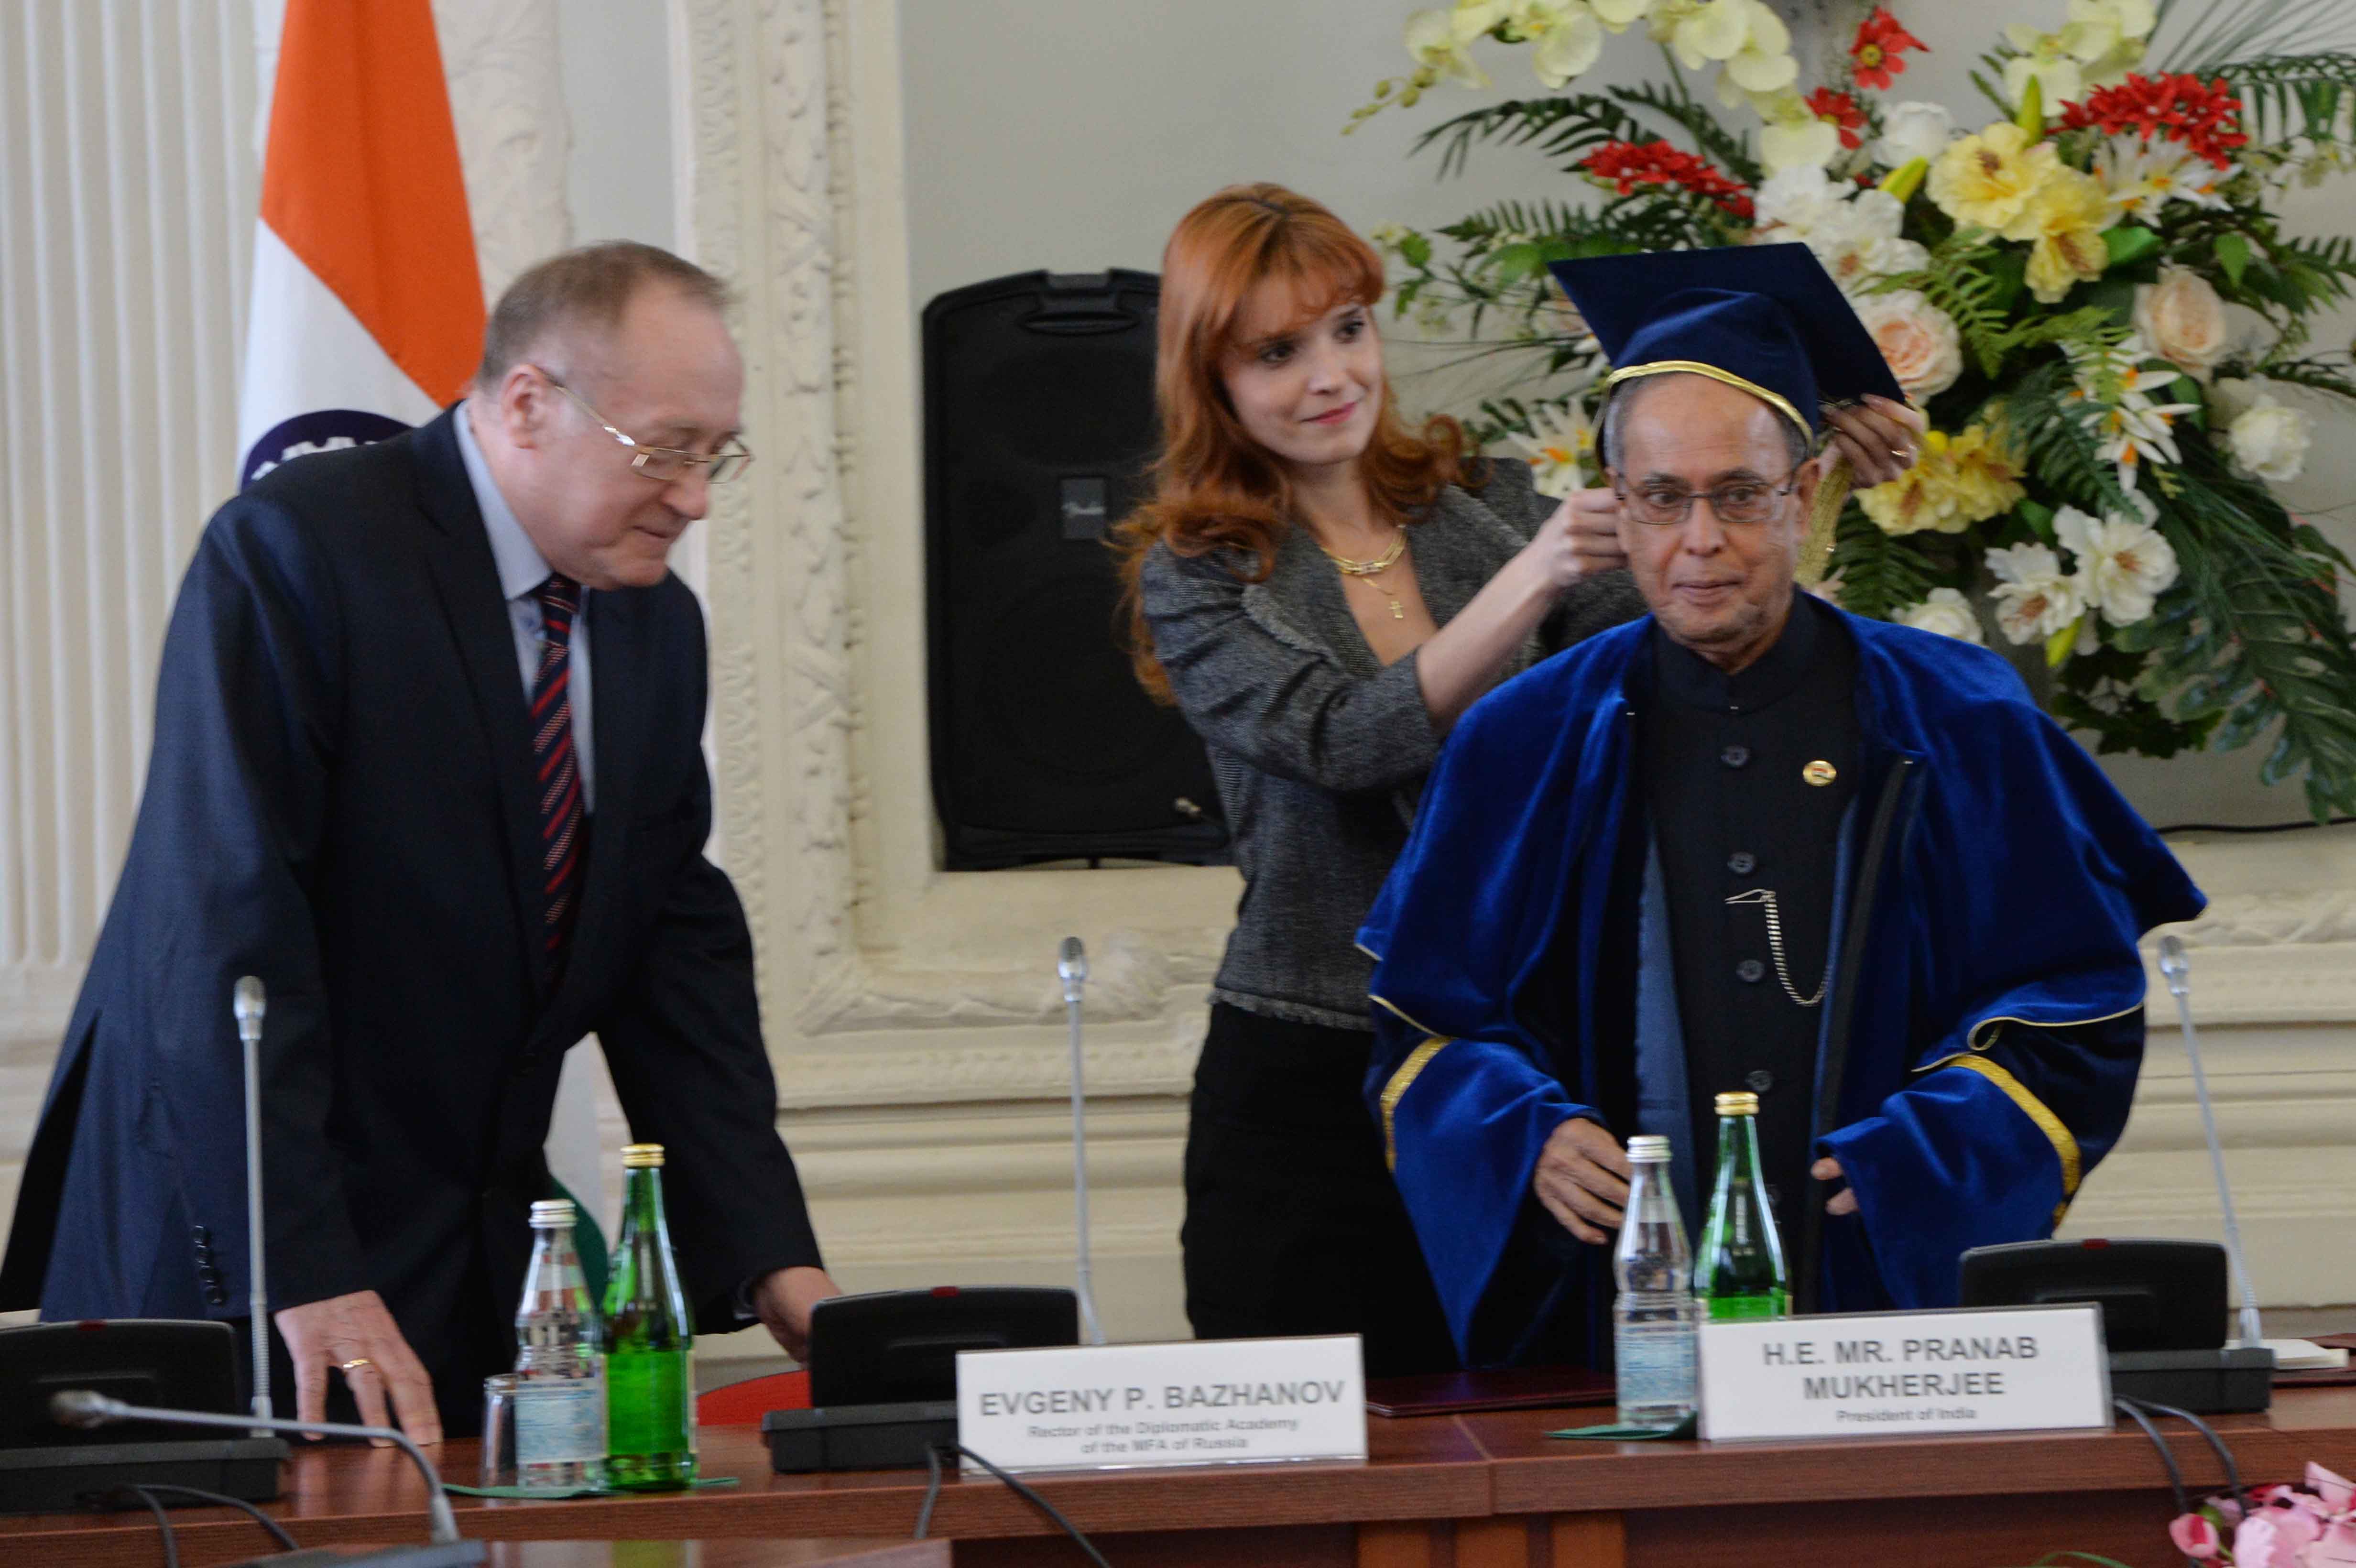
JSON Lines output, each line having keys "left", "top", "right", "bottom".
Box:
{"left": 52, "top": 1390, "right": 467, "bottom": 1547}
{"left": 234, "top": 975, "right": 273, "bottom": 1423}
{"left": 1057, "top": 939, "right": 1105, "bottom": 1345}
{"left": 2157, "top": 936, "right": 2264, "bottom": 1350}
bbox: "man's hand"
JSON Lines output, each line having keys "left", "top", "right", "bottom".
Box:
{"left": 1823, "top": 395, "right": 1929, "bottom": 489}
{"left": 1812, "top": 1156, "right": 1858, "bottom": 1216}
{"left": 1526, "top": 489, "right": 1631, "bottom": 593}
{"left": 273, "top": 1290, "right": 442, "bottom": 1446}
{"left": 752, "top": 1266, "right": 842, "bottom": 1363}
{"left": 1532, "top": 1118, "right": 1632, "bottom": 1245}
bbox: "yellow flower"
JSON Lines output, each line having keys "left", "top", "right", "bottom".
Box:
{"left": 1945, "top": 425, "right": 2029, "bottom": 520}
{"left": 2009, "top": 166, "right": 2112, "bottom": 302}
{"left": 1857, "top": 425, "right": 2026, "bottom": 536}
{"left": 1859, "top": 430, "right": 1970, "bottom": 535}
{"left": 1929, "top": 123, "right": 2062, "bottom": 231}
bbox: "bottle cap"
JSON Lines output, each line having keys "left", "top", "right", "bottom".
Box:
{"left": 621, "top": 1143, "right": 665, "bottom": 1168}
{"left": 528, "top": 1198, "right": 577, "bottom": 1228}
{"left": 1714, "top": 1091, "right": 1760, "bottom": 1116}
{"left": 1626, "top": 1134, "right": 1672, "bottom": 1162}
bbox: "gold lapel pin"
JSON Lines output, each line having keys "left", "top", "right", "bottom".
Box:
{"left": 1802, "top": 760, "right": 1837, "bottom": 787}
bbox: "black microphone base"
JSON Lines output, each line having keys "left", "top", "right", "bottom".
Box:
{"left": 0, "top": 1435, "right": 287, "bottom": 1514}
{"left": 221, "top": 1547, "right": 486, "bottom": 1567}
{"left": 2110, "top": 1347, "right": 2276, "bottom": 1413}
{"left": 764, "top": 1400, "right": 959, "bottom": 1471}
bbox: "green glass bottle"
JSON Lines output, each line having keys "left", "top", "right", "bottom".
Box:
{"left": 603, "top": 1143, "right": 697, "bottom": 1490}
{"left": 1696, "top": 1091, "right": 1790, "bottom": 1321}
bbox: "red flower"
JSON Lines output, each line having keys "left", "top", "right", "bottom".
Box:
{"left": 2059, "top": 74, "right": 2249, "bottom": 169}
{"left": 1579, "top": 139, "right": 1755, "bottom": 218}
{"left": 1849, "top": 6, "right": 1926, "bottom": 91}
{"left": 1807, "top": 87, "right": 1868, "bottom": 151}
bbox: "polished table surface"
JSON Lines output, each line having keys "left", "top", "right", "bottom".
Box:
{"left": 6, "top": 1387, "right": 2352, "bottom": 1567}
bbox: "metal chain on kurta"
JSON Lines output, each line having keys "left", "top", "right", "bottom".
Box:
{"left": 1725, "top": 888, "right": 1829, "bottom": 1008}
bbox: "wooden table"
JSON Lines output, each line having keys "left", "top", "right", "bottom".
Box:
{"left": 7, "top": 1388, "right": 2350, "bottom": 1567}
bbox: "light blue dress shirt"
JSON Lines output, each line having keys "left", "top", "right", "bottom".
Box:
{"left": 454, "top": 402, "right": 596, "bottom": 812}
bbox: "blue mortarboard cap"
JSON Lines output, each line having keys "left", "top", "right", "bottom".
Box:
{"left": 1546, "top": 243, "right": 1904, "bottom": 436}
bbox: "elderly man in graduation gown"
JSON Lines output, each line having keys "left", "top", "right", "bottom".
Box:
{"left": 1359, "top": 246, "right": 2205, "bottom": 1369}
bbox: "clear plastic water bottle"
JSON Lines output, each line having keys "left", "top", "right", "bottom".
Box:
{"left": 1613, "top": 1133, "right": 1699, "bottom": 1428}
{"left": 513, "top": 1197, "right": 607, "bottom": 1492}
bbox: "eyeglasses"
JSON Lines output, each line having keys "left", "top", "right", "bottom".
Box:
{"left": 1612, "top": 466, "right": 1804, "bottom": 527}
{"left": 531, "top": 366, "right": 755, "bottom": 484}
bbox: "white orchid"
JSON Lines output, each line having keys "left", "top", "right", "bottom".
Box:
{"left": 1406, "top": 7, "right": 1494, "bottom": 87}
{"left": 2003, "top": 29, "right": 2086, "bottom": 112}
{"left": 1757, "top": 91, "right": 1842, "bottom": 172}
{"left": 1529, "top": 3, "right": 1606, "bottom": 85}
{"left": 1987, "top": 543, "right": 2090, "bottom": 645}
{"left": 1751, "top": 168, "right": 1925, "bottom": 287}
{"left": 2054, "top": 505, "right": 2180, "bottom": 625}
{"left": 2095, "top": 138, "right": 2234, "bottom": 222}
{"left": 1590, "top": 0, "right": 1652, "bottom": 27}
{"left": 1506, "top": 400, "right": 1596, "bottom": 498}
{"left": 1895, "top": 588, "right": 1987, "bottom": 645}
{"left": 2066, "top": 335, "right": 2199, "bottom": 489}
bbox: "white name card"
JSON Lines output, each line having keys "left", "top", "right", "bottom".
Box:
{"left": 1697, "top": 1304, "right": 2110, "bottom": 1441}
{"left": 954, "top": 1334, "right": 1367, "bottom": 1473}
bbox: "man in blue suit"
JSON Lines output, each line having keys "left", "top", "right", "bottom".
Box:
{"left": 0, "top": 242, "right": 840, "bottom": 1441}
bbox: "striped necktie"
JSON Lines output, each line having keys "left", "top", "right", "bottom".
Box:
{"left": 531, "top": 574, "right": 585, "bottom": 972}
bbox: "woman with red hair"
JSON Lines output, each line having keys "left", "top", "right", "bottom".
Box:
{"left": 1116, "top": 184, "right": 1918, "bottom": 1372}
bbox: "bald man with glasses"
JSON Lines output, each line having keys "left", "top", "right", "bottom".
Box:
{"left": 3, "top": 242, "right": 839, "bottom": 1443}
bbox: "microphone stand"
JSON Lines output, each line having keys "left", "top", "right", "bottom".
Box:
{"left": 1058, "top": 938, "right": 1105, "bottom": 1346}
{"left": 234, "top": 976, "right": 273, "bottom": 1427}
{"left": 2157, "top": 936, "right": 2264, "bottom": 1350}
{"left": 51, "top": 1391, "right": 469, "bottom": 1549}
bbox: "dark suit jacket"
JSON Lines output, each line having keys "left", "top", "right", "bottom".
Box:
{"left": 0, "top": 408, "right": 822, "bottom": 1421}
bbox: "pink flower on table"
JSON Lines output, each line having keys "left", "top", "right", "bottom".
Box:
{"left": 2236, "top": 1500, "right": 2324, "bottom": 1568}
{"left": 2313, "top": 1461, "right": 2356, "bottom": 1513}
{"left": 2168, "top": 1513, "right": 2222, "bottom": 1558}
{"left": 2308, "top": 1520, "right": 2356, "bottom": 1566}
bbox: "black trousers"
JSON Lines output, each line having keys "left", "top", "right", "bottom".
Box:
{"left": 1180, "top": 1003, "right": 1459, "bottom": 1378}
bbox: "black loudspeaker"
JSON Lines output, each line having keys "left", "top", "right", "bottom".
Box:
{"left": 923, "top": 269, "right": 1229, "bottom": 870}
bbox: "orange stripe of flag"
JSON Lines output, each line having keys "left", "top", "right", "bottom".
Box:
{"left": 260, "top": 0, "right": 485, "bottom": 404}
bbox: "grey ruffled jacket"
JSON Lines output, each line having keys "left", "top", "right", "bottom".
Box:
{"left": 1139, "top": 460, "right": 1647, "bottom": 1031}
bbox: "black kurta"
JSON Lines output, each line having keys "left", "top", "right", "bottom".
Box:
{"left": 1638, "top": 595, "right": 1860, "bottom": 1230}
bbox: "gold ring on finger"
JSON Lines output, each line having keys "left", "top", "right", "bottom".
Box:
{"left": 339, "top": 1357, "right": 375, "bottom": 1373}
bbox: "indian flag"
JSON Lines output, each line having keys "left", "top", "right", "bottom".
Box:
{"left": 240, "top": 0, "right": 610, "bottom": 1295}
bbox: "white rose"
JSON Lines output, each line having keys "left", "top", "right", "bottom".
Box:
{"left": 1874, "top": 101, "right": 1956, "bottom": 170}
{"left": 2132, "top": 266, "right": 2231, "bottom": 381}
{"left": 1895, "top": 587, "right": 1985, "bottom": 644}
{"left": 2054, "top": 505, "right": 2180, "bottom": 624}
{"left": 1986, "top": 543, "right": 2088, "bottom": 644}
{"left": 2223, "top": 391, "right": 2313, "bottom": 483}
{"left": 1754, "top": 163, "right": 1840, "bottom": 236}
{"left": 1853, "top": 289, "right": 1963, "bottom": 399}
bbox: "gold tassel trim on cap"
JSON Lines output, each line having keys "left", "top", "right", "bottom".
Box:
{"left": 1799, "top": 451, "right": 1853, "bottom": 590}
{"left": 1603, "top": 360, "right": 1810, "bottom": 445}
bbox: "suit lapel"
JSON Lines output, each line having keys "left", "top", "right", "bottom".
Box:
{"left": 409, "top": 409, "right": 552, "bottom": 1012}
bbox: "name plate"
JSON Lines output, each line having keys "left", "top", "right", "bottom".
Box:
{"left": 955, "top": 1335, "right": 1367, "bottom": 1473}
{"left": 1697, "top": 1304, "right": 2109, "bottom": 1441}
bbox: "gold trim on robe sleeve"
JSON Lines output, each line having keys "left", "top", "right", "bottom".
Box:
{"left": 1379, "top": 1037, "right": 1451, "bottom": 1173}
{"left": 1925, "top": 1052, "right": 2084, "bottom": 1224}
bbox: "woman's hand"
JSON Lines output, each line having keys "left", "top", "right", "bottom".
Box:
{"left": 1823, "top": 394, "right": 1928, "bottom": 489}
{"left": 1523, "top": 488, "right": 1629, "bottom": 594}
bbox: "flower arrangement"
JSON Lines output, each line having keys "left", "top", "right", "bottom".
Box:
{"left": 2167, "top": 1459, "right": 2356, "bottom": 1564}
{"left": 1357, "top": 0, "right": 2356, "bottom": 816}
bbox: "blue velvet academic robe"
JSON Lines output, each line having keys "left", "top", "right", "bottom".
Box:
{"left": 1359, "top": 609, "right": 2204, "bottom": 1368}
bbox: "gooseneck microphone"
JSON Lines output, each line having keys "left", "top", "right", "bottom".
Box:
{"left": 51, "top": 1390, "right": 466, "bottom": 1547}
{"left": 2157, "top": 936, "right": 2264, "bottom": 1350}
{"left": 233, "top": 975, "right": 273, "bottom": 1424}
{"left": 1058, "top": 938, "right": 1105, "bottom": 1346}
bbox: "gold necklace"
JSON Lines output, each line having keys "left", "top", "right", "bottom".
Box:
{"left": 1317, "top": 529, "right": 1409, "bottom": 620}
